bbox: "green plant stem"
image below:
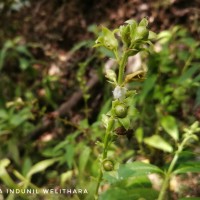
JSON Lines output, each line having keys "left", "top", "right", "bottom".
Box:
{"left": 95, "top": 170, "right": 103, "bottom": 200}
{"left": 182, "top": 49, "right": 195, "bottom": 73}
{"left": 118, "top": 53, "right": 128, "bottom": 85}
{"left": 95, "top": 118, "right": 114, "bottom": 199}
{"left": 157, "top": 138, "right": 189, "bottom": 200}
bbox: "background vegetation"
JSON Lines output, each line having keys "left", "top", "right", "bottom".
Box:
{"left": 0, "top": 0, "right": 200, "bottom": 199}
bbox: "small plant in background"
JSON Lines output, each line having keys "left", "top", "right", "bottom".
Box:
{"left": 93, "top": 19, "right": 200, "bottom": 200}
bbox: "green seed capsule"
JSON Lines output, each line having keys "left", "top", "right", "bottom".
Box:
{"left": 103, "top": 160, "right": 114, "bottom": 171}
{"left": 114, "top": 104, "right": 128, "bottom": 118}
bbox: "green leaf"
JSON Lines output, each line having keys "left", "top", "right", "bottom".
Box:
{"left": 135, "top": 127, "right": 143, "bottom": 143}
{"left": 173, "top": 162, "right": 200, "bottom": 174}
{"left": 0, "top": 110, "right": 8, "bottom": 118}
{"left": 16, "top": 45, "right": 32, "bottom": 57}
{"left": 60, "top": 170, "right": 73, "bottom": 187}
{"left": 118, "top": 117, "right": 130, "bottom": 130}
{"left": 139, "top": 75, "right": 157, "bottom": 103}
{"left": 8, "top": 140, "right": 20, "bottom": 165}
{"left": 100, "top": 187, "right": 158, "bottom": 200}
{"left": 78, "top": 146, "right": 91, "bottom": 177}
{"left": 144, "top": 135, "right": 173, "bottom": 152}
{"left": 161, "top": 115, "right": 179, "bottom": 141}
{"left": 0, "top": 159, "right": 17, "bottom": 188}
{"left": 19, "top": 58, "right": 30, "bottom": 70}
{"left": 102, "top": 114, "right": 110, "bottom": 128}
{"left": 26, "top": 158, "right": 59, "bottom": 180}
{"left": 103, "top": 171, "right": 118, "bottom": 184}
{"left": 195, "top": 87, "right": 200, "bottom": 106}
{"left": 105, "top": 69, "right": 117, "bottom": 83}
{"left": 22, "top": 157, "right": 32, "bottom": 176}
{"left": 97, "top": 99, "right": 111, "bottom": 120}
{"left": 179, "top": 198, "right": 200, "bottom": 200}
{"left": 148, "top": 31, "right": 157, "bottom": 40}
{"left": 177, "top": 65, "right": 199, "bottom": 83}
{"left": 174, "top": 166, "right": 200, "bottom": 174}
{"left": 118, "top": 161, "right": 163, "bottom": 179}
{"left": 65, "top": 144, "right": 74, "bottom": 169}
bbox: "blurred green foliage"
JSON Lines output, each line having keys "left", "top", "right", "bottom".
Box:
{"left": 0, "top": 24, "right": 200, "bottom": 200}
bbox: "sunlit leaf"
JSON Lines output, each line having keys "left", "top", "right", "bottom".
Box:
{"left": 26, "top": 158, "right": 60, "bottom": 180}
{"left": 144, "top": 135, "right": 173, "bottom": 152}
{"left": 0, "top": 159, "right": 17, "bottom": 188}
{"left": 118, "top": 161, "right": 164, "bottom": 179}
{"left": 161, "top": 115, "right": 179, "bottom": 141}
{"left": 135, "top": 127, "right": 143, "bottom": 143}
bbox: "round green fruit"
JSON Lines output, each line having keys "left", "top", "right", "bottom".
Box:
{"left": 114, "top": 104, "right": 128, "bottom": 118}
{"left": 103, "top": 160, "right": 114, "bottom": 171}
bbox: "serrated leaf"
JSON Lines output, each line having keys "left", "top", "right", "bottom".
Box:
{"left": 118, "top": 161, "right": 164, "bottom": 179}
{"left": 144, "top": 135, "right": 173, "bottom": 152}
{"left": 26, "top": 158, "right": 59, "bottom": 180}
{"left": 161, "top": 115, "right": 179, "bottom": 141}
{"left": 118, "top": 117, "right": 130, "bottom": 130}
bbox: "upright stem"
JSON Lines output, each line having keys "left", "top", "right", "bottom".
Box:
{"left": 158, "top": 138, "right": 188, "bottom": 200}
{"left": 157, "top": 154, "right": 179, "bottom": 200}
{"left": 95, "top": 118, "right": 114, "bottom": 199}
{"left": 118, "top": 53, "right": 128, "bottom": 85}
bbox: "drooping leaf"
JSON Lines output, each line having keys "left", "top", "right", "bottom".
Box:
{"left": 144, "top": 135, "right": 173, "bottom": 152}
{"left": 26, "top": 158, "right": 60, "bottom": 180}
{"left": 0, "top": 159, "right": 17, "bottom": 188}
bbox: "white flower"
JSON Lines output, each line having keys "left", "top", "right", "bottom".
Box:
{"left": 113, "top": 86, "right": 127, "bottom": 100}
